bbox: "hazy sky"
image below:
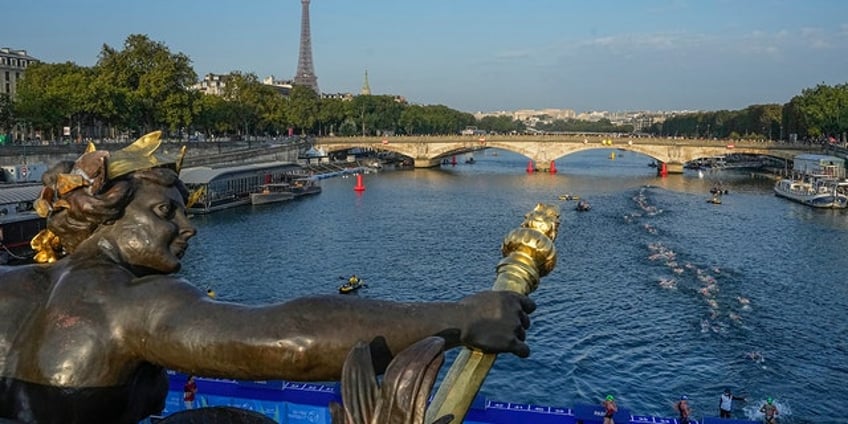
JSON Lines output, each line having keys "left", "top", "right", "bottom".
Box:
{"left": 5, "top": 0, "right": 848, "bottom": 113}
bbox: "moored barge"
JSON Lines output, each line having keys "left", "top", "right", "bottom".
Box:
{"left": 0, "top": 184, "right": 45, "bottom": 264}
{"left": 180, "top": 162, "right": 303, "bottom": 214}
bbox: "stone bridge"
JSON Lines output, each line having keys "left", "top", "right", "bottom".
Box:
{"left": 315, "top": 135, "right": 823, "bottom": 173}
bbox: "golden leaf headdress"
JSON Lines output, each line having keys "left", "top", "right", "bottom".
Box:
{"left": 31, "top": 131, "right": 187, "bottom": 262}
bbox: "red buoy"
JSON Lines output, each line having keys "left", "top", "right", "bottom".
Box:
{"left": 549, "top": 160, "right": 557, "bottom": 174}
{"left": 659, "top": 162, "right": 668, "bottom": 177}
{"left": 354, "top": 173, "right": 366, "bottom": 192}
{"left": 451, "top": 155, "right": 457, "bottom": 166}
{"left": 526, "top": 160, "right": 535, "bottom": 174}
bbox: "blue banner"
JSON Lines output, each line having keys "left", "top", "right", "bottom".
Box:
{"left": 573, "top": 403, "right": 630, "bottom": 424}
{"left": 702, "top": 417, "right": 759, "bottom": 424}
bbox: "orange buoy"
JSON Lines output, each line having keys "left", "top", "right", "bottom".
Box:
{"left": 526, "top": 160, "right": 535, "bottom": 174}
{"left": 549, "top": 160, "right": 557, "bottom": 174}
{"left": 354, "top": 173, "right": 366, "bottom": 192}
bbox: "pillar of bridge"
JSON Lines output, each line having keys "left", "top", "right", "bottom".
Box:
{"left": 666, "top": 163, "right": 684, "bottom": 174}
{"left": 413, "top": 158, "right": 442, "bottom": 168}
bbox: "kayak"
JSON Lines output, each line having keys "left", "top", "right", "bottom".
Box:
{"left": 339, "top": 279, "right": 365, "bottom": 294}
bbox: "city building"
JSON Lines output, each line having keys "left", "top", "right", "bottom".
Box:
{"left": 262, "top": 76, "right": 293, "bottom": 96}
{"left": 1, "top": 48, "right": 39, "bottom": 99}
{"left": 191, "top": 73, "right": 230, "bottom": 96}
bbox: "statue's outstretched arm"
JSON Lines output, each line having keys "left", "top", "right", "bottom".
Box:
{"left": 126, "top": 281, "right": 532, "bottom": 382}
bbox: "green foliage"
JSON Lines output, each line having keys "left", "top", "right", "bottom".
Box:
{"left": 14, "top": 61, "right": 92, "bottom": 138}
{"left": 397, "top": 104, "right": 475, "bottom": 135}
{"left": 650, "top": 84, "right": 848, "bottom": 141}
{"left": 783, "top": 83, "right": 848, "bottom": 139}
{"left": 0, "top": 94, "right": 14, "bottom": 133}
{"left": 317, "top": 97, "right": 349, "bottom": 136}
{"left": 649, "top": 104, "right": 783, "bottom": 140}
{"left": 288, "top": 85, "right": 320, "bottom": 135}
{"left": 95, "top": 34, "right": 197, "bottom": 133}
{"left": 477, "top": 115, "right": 526, "bottom": 134}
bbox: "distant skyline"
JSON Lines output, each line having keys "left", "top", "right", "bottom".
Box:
{"left": 5, "top": 0, "right": 848, "bottom": 113}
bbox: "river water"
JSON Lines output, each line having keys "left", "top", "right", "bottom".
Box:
{"left": 178, "top": 149, "right": 848, "bottom": 424}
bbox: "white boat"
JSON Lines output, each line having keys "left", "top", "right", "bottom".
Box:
{"left": 773, "top": 176, "right": 848, "bottom": 208}
{"left": 250, "top": 183, "right": 295, "bottom": 205}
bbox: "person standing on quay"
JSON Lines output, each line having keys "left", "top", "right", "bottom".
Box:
{"left": 719, "top": 388, "right": 746, "bottom": 418}
{"left": 676, "top": 394, "right": 692, "bottom": 424}
{"left": 183, "top": 375, "right": 197, "bottom": 410}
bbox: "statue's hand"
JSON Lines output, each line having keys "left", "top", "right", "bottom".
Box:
{"left": 458, "top": 291, "right": 536, "bottom": 358}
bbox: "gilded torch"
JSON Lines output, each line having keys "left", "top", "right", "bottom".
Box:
{"left": 426, "top": 203, "right": 560, "bottom": 423}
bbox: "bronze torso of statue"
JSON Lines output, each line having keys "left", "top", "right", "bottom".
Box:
{"left": 0, "top": 133, "right": 536, "bottom": 424}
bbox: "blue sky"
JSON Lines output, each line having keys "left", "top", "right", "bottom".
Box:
{"left": 5, "top": 0, "right": 848, "bottom": 113}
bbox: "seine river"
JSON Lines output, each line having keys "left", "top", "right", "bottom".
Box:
{"left": 178, "top": 149, "right": 847, "bottom": 424}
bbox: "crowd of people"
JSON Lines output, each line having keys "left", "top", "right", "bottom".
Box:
{"left": 600, "top": 388, "right": 780, "bottom": 423}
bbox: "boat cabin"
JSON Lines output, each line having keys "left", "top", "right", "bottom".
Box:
{"left": 793, "top": 154, "right": 846, "bottom": 178}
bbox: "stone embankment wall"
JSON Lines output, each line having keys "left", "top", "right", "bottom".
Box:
{"left": 0, "top": 139, "right": 308, "bottom": 169}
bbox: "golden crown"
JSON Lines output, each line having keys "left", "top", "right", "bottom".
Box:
{"left": 107, "top": 131, "right": 186, "bottom": 179}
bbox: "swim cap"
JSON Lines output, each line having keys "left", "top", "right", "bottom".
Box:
{"left": 767, "top": 397, "right": 773, "bottom": 404}
{"left": 681, "top": 395, "right": 688, "bottom": 400}
{"left": 606, "top": 395, "right": 614, "bottom": 401}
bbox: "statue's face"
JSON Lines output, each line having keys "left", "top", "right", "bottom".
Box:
{"left": 101, "top": 181, "right": 196, "bottom": 274}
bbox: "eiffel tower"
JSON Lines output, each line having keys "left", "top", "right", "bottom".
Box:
{"left": 293, "top": 0, "right": 319, "bottom": 93}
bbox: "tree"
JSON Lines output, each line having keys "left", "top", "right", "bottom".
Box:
{"left": 219, "top": 72, "right": 284, "bottom": 137}
{"left": 0, "top": 94, "right": 14, "bottom": 138}
{"left": 399, "top": 105, "right": 427, "bottom": 135}
{"left": 317, "top": 97, "right": 349, "bottom": 136}
{"left": 288, "top": 85, "right": 320, "bottom": 135}
{"left": 477, "top": 115, "right": 525, "bottom": 134}
{"left": 14, "top": 62, "right": 92, "bottom": 140}
{"left": 784, "top": 83, "right": 848, "bottom": 140}
{"left": 195, "top": 93, "right": 237, "bottom": 137}
{"left": 95, "top": 34, "right": 197, "bottom": 133}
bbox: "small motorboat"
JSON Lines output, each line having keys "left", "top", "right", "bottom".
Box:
{"left": 558, "top": 193, "right": 580, "bottom": 201}
{"left": 707, "top": 195, "right": 722, "bottom": 204}
{"left": 339, "top": 276, "right": 366, "bottom": 294}
{"left": 575, "top": 200, "right": 591, "bottom": 212}
{"left": 250, "top": 183, "right": 294, "bottom": 205}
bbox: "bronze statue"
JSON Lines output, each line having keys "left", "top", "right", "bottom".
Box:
{"left": 0, "top": 132, "right": 535, "bottom": 424}
{"left": 329, "top": 337, "right": 452, "bottom": 424}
